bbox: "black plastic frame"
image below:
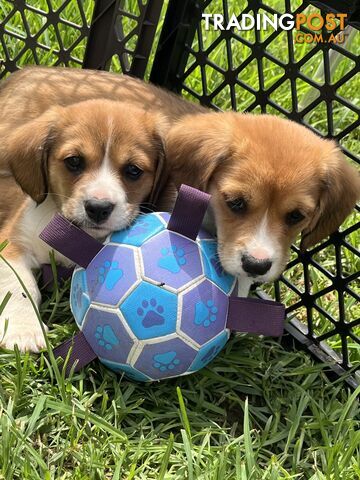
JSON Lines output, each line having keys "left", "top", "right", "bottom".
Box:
{"left": 84, "top": 0, "right": 163, "bottom": 78}
{"left": 0, "top": 0, "right": 163, "bottom": 78}
{"left": 0, "top": 0, "right": 92, "bottom": 77}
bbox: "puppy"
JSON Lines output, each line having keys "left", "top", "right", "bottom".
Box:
{"left": 166, "top": 112, "right": 360, "bottom": 295}
{"left": 0, "top": 99, "right": 166, "bottom": 351}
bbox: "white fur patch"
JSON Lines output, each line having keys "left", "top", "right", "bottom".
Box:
{"left": 0, "top": 197, "right": 72, "bottom": 351}
{"left": 18, "top": 197, "right": 74, "bottom": 266}
{"left": 0, "top": 254, "right": 47, "bottom": 352}
{"left": 247, "top": 212, "right": 276, "bottom": 261}
{"left": 217, "top": 211, "right": 284, "bottom": 292}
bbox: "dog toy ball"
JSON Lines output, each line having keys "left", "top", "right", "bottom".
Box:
{"left": 40, "top": 185, "right": 284, "bottom": 382}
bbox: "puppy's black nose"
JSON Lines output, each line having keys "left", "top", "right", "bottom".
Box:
{"left": 242, "top": 254, "right": 272, "bottom": 276}
{"left": 85, "top": 199, "right": 114, "bottom": 224}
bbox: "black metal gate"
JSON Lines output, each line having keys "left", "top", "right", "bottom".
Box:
{"left": 0, "top": 0, "right": 359, "bottom": 383}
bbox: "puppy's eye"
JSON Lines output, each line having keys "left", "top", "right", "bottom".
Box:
{"left": 124, "top": 164, "right": 143, "bottom": 181}
{"left": 286, "top": 209, "right": 305, "bottom": 225}
{"left": 226, "top": 197, "right": 247, "bottom": 213}
{"left": 64, "top": 156, "right": 84, "bottom": 174}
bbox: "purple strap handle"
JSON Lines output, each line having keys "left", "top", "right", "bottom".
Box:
{"left": 42, "top": 264, "right": 73, "bottom": 287}
{"left": 39, "top": 214, "right": 103, "bottom": 268}
{"left": 40, "top": 185, "right": 285, "bottom": 375}
{"left": 54, "top": 332, "right": 97, "bottom": 375}
{"left": 168, "top": 184, "right": 211, "bottom": 240}
{"left": 227, "top": 297, "right": 285, "bottom": 337}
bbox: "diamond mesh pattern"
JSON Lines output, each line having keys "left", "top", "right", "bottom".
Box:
{"left": 152, "top": 0, "right": 359, "bottom": 373}
{"left": 108, "top": 0, "right": 164, "bottom": 77}
{"left": 0, "top": 0, "right": 162, "bottom": 79}
{"left": 0, "top": 0, "right": 94, "bottom": 78}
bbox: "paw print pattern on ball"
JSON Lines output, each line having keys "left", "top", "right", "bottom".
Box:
{"left": 142, "top": 231, "right": 203, "bottom": 291}
{"left": 82, "top": 308, "right": 134, "bottom": 364}
{"left": 194, "top": 300, "right": 218, "bottom": 327}
{"left": 86, "top": 245, "right": 137, "bottom": 306}
{"left": 199, "top": 240, "right": 235, "bottom": 294}
{"left": 95, "top": 325, "right": 119, "bottom": 350}
{"left": 109, "top": 213, "right": 165, "bottom": 247}
{"left": 158, "top": 246, "right": 186, "bottom": 274}
{"left": 189, "top": 330, "right": 229, "bottom": 372}
{"left": 134, "top": 337, "right": 197, "bottom": 379}
{"left": 120, "top": 281, "right": 177, "bottom": 340}
{"left": 137, "top": 298, "right": 165, "bottom": 328}
{"left": 180, "top": 279, "right": 228, "bottom": 345}
{"left": 97, "top": 260, "right": 123, "bottom": 290}
{"left": 152, "top": 351, "right": 180, "bottom": 372}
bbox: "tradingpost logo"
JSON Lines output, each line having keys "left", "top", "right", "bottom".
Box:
{"left": 202, "top": 12, "right": 348, "bottom": 44}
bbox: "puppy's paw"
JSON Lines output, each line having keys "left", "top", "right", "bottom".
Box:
{"left": 0, "top": 314, "right": 48, "bottom": 352}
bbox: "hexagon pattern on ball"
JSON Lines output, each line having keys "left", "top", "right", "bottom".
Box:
{"left": 199, "top": 240, "right": 236, "bottom": 294}
{"left": 134, "top": 337, "right": 197, "bottom": 379}
{"left": 70, "top": 268, "right": 90, "bottom": 326}
{"left": 100, "top": 359, "right": 151, "bottom": 382}
{"left": 110, "top": 213, "right": 166, "bottom": 247}
{"left": 180, "top": 279, "right": 229, "bottom": 346}
{"left": 142, "top": 230, "right": 203, "bottom": 291}
{"left": 86, "top": 244, "right": 138, "bottom": 306}
{"left": 189, "top": 330, "right": 229, "bottom": 372}
{"left": 82, "top": 307, "right": 135, "bottom": 364}
{"left": 120, "top": 281, "right": 178, "bottom": 340}
{"left": 45, "top": 186, "right": 284, "bottom": 383}
{"left": 68, "top": 212, "right": 236, "bottom": 382}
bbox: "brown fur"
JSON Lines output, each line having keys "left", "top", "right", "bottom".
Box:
{"left": 166, "top": 112, "right": 360, "bottom": 277}
{"left": 4, "top": 68, "right": 357, "bottom": 352}
{"left": 2, "top": 99, "right": 166, "bottom": 206}
{"left": 0, "top": 66, "right": 202, "bottom": 133}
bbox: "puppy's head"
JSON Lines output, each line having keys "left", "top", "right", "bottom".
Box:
{"left": 5, "top": 99, "right": 167, "bottom": 238}
{"left": 166, "top": 113, "right": 360, "bottom": 283}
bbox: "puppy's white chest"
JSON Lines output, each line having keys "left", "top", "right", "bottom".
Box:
{"left": 20, "top": 197, "right": 74, "bottom": 268}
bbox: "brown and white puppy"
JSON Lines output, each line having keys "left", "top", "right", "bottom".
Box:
{"left": 166, "top": 112, "right": 360, "bottom": 295}
{"left": 0, "top": 99, "right": 166, "bottom": 351}
{"left": 0, "top": 66, "right": 196, "bottom": 353}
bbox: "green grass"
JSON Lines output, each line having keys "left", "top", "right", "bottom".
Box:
{"left": 1, "top": 277, "right": 360, "bottom": 479}
{"left": 0, "top": 0, "right": 360, "bottom": 478}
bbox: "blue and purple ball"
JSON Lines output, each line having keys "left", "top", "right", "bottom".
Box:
{"left": 70, "top": 212, "right": 236, "bottom": 382}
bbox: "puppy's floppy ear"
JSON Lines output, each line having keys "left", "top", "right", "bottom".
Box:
{"left": 165, "top": 112, "right": 233, "bottom": 191}
{"left": 4, "top": 108, "right": 59, "bottom": 204}
{"left": 144, "top": 112, "right": 169, "bottom": 209}
{"left": 300, "top": 144, "right": 360, "bottom": 251}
